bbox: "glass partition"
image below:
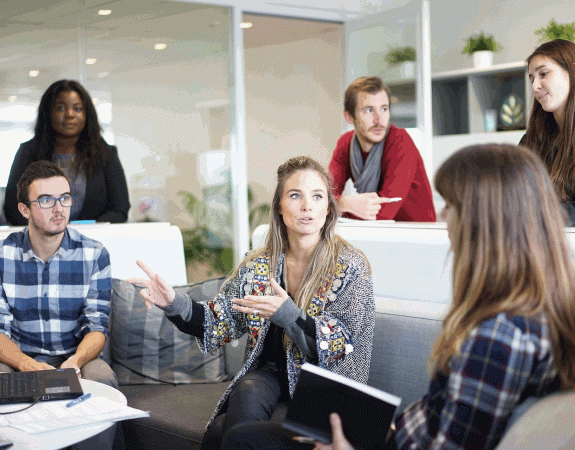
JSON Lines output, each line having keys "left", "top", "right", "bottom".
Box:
{"left": 0, "top": 0, "right": 235, "bottom": 282}
{"left": 345, "top": 1, "right": 419, "bottom": 130}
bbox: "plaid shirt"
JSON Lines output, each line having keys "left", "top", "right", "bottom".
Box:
{"left": 395, "top": 312, "right": 560, "bottom": 450}
{"left": 0, "top": 228, "right": 111, "bottom": 359}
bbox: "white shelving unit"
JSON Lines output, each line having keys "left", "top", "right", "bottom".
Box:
{"left": 432, "top": 61, "right": 530, "bottom": 136}
{"left": 387, "top": 78, "right": 417, "bottom": 129}
{"left": 385, "top": 61, "right": 532, "bottom": 137}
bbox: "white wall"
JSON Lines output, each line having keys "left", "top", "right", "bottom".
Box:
{"left": 430, "top": 0, "right": 575, "bottom": 72}
{"left": 244, "top": 28, "right": 342, "bottom": 205}
{"left": 107, "top": 55, "right": 229, "bottom": 227}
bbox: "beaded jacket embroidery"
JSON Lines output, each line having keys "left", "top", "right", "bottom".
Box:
{"left": 196, "top": 243, "right": 375, "bottom": 427}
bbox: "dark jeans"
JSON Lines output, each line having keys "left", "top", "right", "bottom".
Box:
{"left": 220, "top": 421, "right": 313, "bottom": 450}
{"left": 220, "top": 423, "right": 398, "bottom": 450}
{"left": 201, "top": 369, "right": 290, "bottom": 450}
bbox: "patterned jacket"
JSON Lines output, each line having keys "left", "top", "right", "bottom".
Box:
{"left": 164, "top": 243, "right": 375, "bottom": 426}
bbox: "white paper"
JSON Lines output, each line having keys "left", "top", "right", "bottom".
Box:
{"left": 1, "top": 397, "right": 148, "bottom": 434}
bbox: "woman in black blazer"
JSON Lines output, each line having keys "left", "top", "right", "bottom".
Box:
{"left": 3, "top": 79, "right": 130, "bottom": 225}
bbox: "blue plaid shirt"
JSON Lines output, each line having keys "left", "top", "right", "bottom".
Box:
{"left": 0, "top": 228, "right": 111, "bottom": 359}
{"left": 395, "top": 312, "right": 560, "bottom": 450}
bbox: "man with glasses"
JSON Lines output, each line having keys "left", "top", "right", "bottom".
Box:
{"left": 0, "top": 160, "right": 117, "bottom": 389}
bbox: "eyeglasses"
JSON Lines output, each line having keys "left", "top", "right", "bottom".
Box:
{"left": 28, "top": 194, "right": 74, "bottom": 209}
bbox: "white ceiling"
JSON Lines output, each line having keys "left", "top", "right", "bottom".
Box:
{"left": 0, "top": 0, "right": 418, "bottom": 101}
{"left": 0, "top": 0, "right": 353, "bottom": 97}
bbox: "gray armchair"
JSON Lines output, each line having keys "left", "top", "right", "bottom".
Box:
{"left": 496, "top": 390, "right": 575, "bottom": 449}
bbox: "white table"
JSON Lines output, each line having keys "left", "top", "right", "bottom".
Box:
{"left": 0, "top": 222, "right": 188, "bottom": 286}
{"left": 0, "top": 379, "right": 127, "bottom": 450}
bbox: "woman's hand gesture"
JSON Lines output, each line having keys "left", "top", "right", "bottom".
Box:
{"left": 127, "top": 260, "right": 176, "bottom": 310}
{"left": 231, "top": 278, "right": 288, "bottom": 320}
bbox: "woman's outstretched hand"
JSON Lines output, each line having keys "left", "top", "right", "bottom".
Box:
{"left": 313, "top": 413, "right": 354, "bottom": 450}
{"left": 231, "top": 278, "right": 288, "bottom": 320}
{"left": 127, "top": 260, "right": 176, "bottom": 310}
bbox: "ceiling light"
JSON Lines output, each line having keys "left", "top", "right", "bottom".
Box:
{"left": 154, "top": 43, "right": 167, "bottom": 50}
{"left": 8, "top": 96, "right": 17, "bottom": 103}
{"left": 98, "top": 10, "right": 111, "bottom": 16}
{"left": 240, "top": 22, "right": 252, "bottom": 29}
{"left": 98, "top": 71, "right": 109, "bottom": 79}
{"left": 28, "top": 70, "right": 39, "bottom": 77}
{"left": 85, "top": 58, "right": 97, "bottom": 65}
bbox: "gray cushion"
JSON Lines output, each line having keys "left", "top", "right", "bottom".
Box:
{"left": 120, "top": 382, "right": 230, "bottom": 449}
{"left": 368, "top": 311, "right": 443, "bottom": 412}
{"left": 110, "top": 277, "right": 228, "bottom": 385}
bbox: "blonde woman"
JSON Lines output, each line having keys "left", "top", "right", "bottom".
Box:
{"left": 316, "top": 144, "right": 575, "bottom": 450}
{"left": 129, "top": 156, "right": 375, "bottom": 450}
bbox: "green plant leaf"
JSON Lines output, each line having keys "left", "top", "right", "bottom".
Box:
{"left": 462, "top": 32, "right": 502, "bottom": 54}
{"left": 385, "top": 46, "right": 416, "bottom": 65}
{"left": 536, "top": 19, "right": 575, "bottom": 42}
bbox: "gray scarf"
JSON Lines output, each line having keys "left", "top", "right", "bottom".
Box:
{"left": 349, "top": 132, "right": 386, "bottom": 193}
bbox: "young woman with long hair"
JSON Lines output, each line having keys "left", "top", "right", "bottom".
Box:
{"left": 3, "top": 79, "right": 130, "bottom": 224}
{"left": 129, "top": 156, "right": 375, "bottom": 450}
{"left": 316, "top": 143, "right": 575, "bottom": 450}
{"left": 522, "top": 38, "right": 575, "bottom": 224}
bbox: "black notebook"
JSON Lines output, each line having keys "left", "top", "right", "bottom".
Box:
{"left": 0, "top": 368, "right": 83, "bottom": 404}
{"left": 282, "top": 363, "right": 401, "bottom": 450}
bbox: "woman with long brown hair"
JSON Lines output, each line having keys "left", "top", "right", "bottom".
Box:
{"left": 522, "top": 38, "right": 575, "bottom": 224}
{"left": 316, "top": 143, "right": 575, "bottom": 450}
{"left": 129, "top": 156, "right": 375, "bottom": 450}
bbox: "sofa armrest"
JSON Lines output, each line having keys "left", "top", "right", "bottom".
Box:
{"left": 496, "top": 390, "right": 575, "bottom": 449}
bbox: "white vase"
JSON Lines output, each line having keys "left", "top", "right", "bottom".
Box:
{"left": 473, "top": 51, "right": 493, "bottom": 68}
{"left": 399, "top": 61, "right": 415, "bottom": 78}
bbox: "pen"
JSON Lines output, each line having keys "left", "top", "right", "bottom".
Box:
{"left": 66, "top": 393, "right": 91, "bottom": 408}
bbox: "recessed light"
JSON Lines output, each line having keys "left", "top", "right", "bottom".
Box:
{"left": 154, "top": 43, "right": 167, "bottom": 50}
{"left": 85, "top": 58, "right": 97, "bottom": 65}
{"left": 98, "top": 10, "right": 111, "bottom": 16}
{"left": 28, "top": 70, "right": 39, "bottom": 77}
{"left": 8, "top": 96, "right": 17, "bottom": 103}
{"left": 240, "top": 22, "right": 252, "bottom": 29}
{"left": 98, "top": 71, "right": 109, "bottom": 79}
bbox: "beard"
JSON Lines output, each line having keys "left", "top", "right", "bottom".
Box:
{"left": 29, "top": 213, "right": 68, "bottom": 237}
{"left": 354, "top": 120, "right": 390, "bottom": 148}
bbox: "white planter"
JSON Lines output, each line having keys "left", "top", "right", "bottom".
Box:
{"left": 399, "top": 61, "right": 415, "bottom": 78}
{"left": 473, "top": 51, "right": 493, "bottom": 68}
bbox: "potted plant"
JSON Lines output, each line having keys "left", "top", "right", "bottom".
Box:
{"left": 462, "top": 32, "right": 502, "bottom": 68}
{"left": 385, "top": 46, "right": 416, "bottom": 78}
{"left": 535, "top": 19, "right": 575, "bottom": 42}
{"left": 178, "top": 186, "right": 270, "bottom": 282}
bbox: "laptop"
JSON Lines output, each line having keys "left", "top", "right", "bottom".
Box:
{"left": 0, "top": 368, "right": 83, "bottom": 404}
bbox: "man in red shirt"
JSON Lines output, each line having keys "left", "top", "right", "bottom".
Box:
{"left": 328, "top": 76, "right": 436, "bottom": 221}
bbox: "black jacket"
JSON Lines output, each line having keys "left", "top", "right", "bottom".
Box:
{"left": 3, "top": 139, "right": 130, "bottom": 225}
